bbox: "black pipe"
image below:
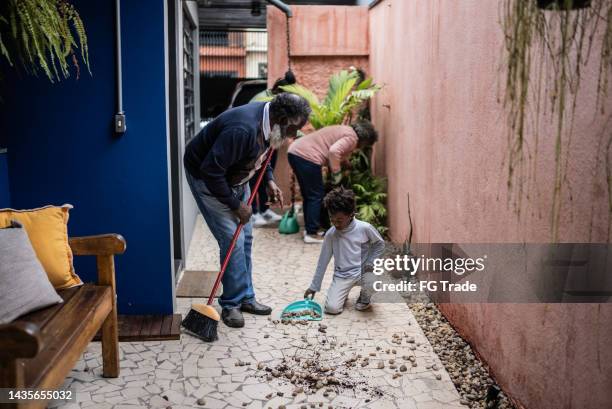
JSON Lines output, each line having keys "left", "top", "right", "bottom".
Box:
{"left": 266, "top": 0, "right": 292, "bottom": 17}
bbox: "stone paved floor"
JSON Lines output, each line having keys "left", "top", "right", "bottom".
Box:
{"left": 57, "top": 216, "right": 464, "bottom": 409}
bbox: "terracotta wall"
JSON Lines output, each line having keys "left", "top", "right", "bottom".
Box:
{"left": 368, "top": 1, "right": 611, "bottom": 408}
{"left": 267, "top": 5, "right": 369, "bottom": 200}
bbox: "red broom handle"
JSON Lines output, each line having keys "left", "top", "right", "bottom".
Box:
{"left": 207, "top": 149, "right": 276, "bottom": 306}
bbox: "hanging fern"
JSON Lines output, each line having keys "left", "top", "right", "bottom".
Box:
{"left": 501, "top": 0, "right": 612, "bottom": 241}
{"left": 0, "top": 0, "right": 90, "bottom": 82}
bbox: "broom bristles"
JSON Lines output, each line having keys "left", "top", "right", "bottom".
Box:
{"left": 181, "top": 304, "right": 220, "bottom": 342}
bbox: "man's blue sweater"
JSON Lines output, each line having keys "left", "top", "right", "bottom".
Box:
{"left": 184, "top": 102, "right": 274, "bottom": 210}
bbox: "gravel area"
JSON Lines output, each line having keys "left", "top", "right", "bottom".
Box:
{"left": 382, "top": 243, "right": 516, "bottom": 409}
{"left": 408, "top": 303, "right": 515, "bottom": 409}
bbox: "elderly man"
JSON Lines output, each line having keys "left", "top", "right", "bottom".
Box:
{"left": 184, "top": 93, "right": 311, "bottom": 328}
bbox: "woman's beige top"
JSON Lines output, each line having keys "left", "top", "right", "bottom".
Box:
{"left": 287, "top": 125, "right": 358, "bottom": 173}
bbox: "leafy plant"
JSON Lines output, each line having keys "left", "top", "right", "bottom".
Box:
{"left": 501, "top": 0, "right": 612, "bottom": 241}
{"left": 280, "top": 69, "right": 381, "bottom": 130}
{"left": 0, "top": 0, "right": 90, "bottom": 82}
{"left": 345, "top": 149, "right": 388, "bottom": 236}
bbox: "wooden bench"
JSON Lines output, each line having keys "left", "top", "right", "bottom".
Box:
{"left": 0, "top": 234, "right": 126, "bottom": 408}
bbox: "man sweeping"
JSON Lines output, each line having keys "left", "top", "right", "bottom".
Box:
{"left": 183, "top": 93, "right": 311, "bottom": 328}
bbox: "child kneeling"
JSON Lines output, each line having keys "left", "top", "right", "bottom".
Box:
{"left": 304, "top": 187, "right": 385, "bottom": 314}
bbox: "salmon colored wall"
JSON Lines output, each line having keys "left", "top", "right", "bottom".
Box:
{"left": 267, "top": 6, "right": 369, "bottom": 201}
{"left": 369, "top": 1, "right": 612, "bottom": 408}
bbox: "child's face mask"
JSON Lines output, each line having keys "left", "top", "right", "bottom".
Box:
{"left": 330, "top": 212, "right": 353, "bottom": 231}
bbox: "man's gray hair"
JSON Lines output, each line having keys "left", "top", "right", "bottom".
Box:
{"left": 269, "top": 92, "right": 311, "bottom": 124}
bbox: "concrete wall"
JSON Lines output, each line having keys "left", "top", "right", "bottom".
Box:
{"left": 0, "top": 0, "right": 175, "bottom": 315}
{"left": 368, "top": 1, "right": 612, "bottom": 408}
{"left": 267, "top": 5, "right": 369, "bottom": 199}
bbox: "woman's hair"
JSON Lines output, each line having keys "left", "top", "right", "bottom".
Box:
{"left": 354, "top": 67, "right": 366, "bottom": 85}
{"left": 324, "top": 187, "right": 356, "bottom": 215}
{"left": 351, "top": 120, "right": 378, "bottom": 146}
{"left": 271, "top": 70, "right": 297, "bottom": 94}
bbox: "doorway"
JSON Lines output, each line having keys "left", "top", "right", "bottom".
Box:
{"left": 167, "top": 0, "right": 201, "bottom": 282}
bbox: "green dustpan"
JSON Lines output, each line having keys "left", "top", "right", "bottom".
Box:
{"left": 281, "top": 298, "right": 323, "bottom": 321}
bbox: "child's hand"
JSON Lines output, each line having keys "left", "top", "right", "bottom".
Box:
{"left": 304, "top": 289, "right": 316, "bottom": 299}
{"left": 331, "top": 171, "right": 343, "bottom": 186}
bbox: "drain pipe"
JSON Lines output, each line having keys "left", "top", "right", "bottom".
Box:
{"left": 266, "top": 0, "right": 292, "bottom": 17}
{"left": 114, "top": 0, "right": 126, "bottom": 134}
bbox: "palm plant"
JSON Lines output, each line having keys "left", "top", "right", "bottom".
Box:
{"left": 280, "top": 69, "right": 381, "bottom": 130}
{"left": 0, "top": 0, "right": 89, "bottom": 82}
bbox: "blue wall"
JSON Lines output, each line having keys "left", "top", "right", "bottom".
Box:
{"left": 0, "top": 0, "right": 174, "bottom": 314}
{"left": 0, "top": 152, "right": 9, "bottom": 208}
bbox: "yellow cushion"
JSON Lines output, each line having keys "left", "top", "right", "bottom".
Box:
{"left": 0, "top": 205, "right": 82, "bottom": 289}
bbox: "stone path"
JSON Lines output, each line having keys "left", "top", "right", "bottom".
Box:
{"left": 57, "top": 216, "right": 464, "bottom": 409}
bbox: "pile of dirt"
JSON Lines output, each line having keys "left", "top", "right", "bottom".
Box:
{"left": 255, "top": 322, "right": 409, "bottom": 405}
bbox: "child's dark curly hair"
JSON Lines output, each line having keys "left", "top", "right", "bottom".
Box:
{"left": 324, "top": 187, "right": 356, "bottom": 215}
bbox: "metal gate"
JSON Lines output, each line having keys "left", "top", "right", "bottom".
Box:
{"left": 200, "top": 29, "right": 267, "bottom": 79}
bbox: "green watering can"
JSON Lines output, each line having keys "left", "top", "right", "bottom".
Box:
{"left": 278, "top": 206, "right": 299, "bottom": 234}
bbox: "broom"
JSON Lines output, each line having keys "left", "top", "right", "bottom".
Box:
{"left": 181, "top": 149, "right": 276, "bottom": 342}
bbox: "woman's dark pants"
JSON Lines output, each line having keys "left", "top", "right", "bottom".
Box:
{"left": 288, "top": 153, "right": 325, "bottom": 235}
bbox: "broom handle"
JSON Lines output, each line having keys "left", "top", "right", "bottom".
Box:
{"left": 207, "top": 148, "right": 276, "bottom": 306}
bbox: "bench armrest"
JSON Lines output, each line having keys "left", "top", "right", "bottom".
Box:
{"left": 69, "top": 234, "right": 127, "bottom": 256}
{"left": 0, "top": 322, "right": 41, "bottom": 359}
{"left": 69, "top": 235, "right": 124, "bottom": 378}
{"left": 69, "top": 234, "right": 125, "bottom": 288}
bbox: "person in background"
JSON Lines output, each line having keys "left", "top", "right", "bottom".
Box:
{"left": 250, "top": 70, "right": 297, "bottom": 227}
{"left": 304, "top": 187, "right": 385, "bottom": 314}
{"left": 287, "top": 120, "right": 378, "bottom": 243}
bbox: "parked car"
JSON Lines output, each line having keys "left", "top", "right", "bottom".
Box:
{"left": 227, "top": 79, "right": 268, "bottom": 108}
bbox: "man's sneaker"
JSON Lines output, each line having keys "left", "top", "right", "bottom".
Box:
{"left": 355, "top": 291, "right": 372, "bottom": 311}
{"left": 251, "top": 213, "right": 268, "bottom": 228}
{"left": 303, "top": 230, "right": 325, "bottom": 237}
{"left": 304, "top": 234, "right": 324, "bottom": 244}
{"left": 262, "top": 209, "right": 282, "bottom": 223}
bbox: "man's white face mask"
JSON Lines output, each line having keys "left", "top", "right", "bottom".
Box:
{"left": 270, "top": 124, "right": 284, "bottom": 149}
